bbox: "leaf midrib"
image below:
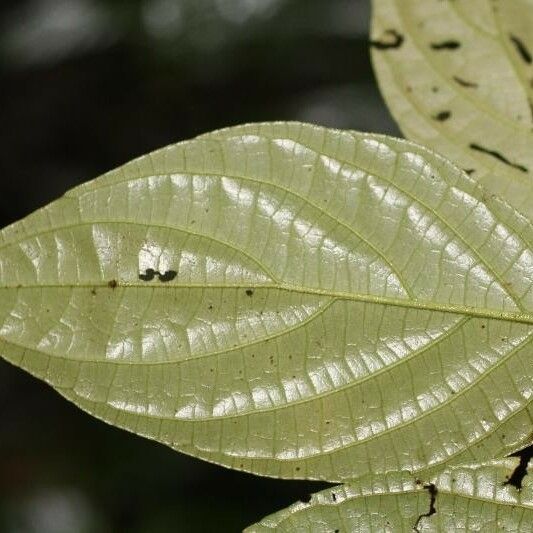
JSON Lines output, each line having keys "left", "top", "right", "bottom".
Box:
{"left": 4, "top": 282, "right": 533, "bottom": 324}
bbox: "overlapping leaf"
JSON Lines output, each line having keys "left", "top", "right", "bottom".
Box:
{"left": 246, "top": 460, "right": 533, "bottom": 532}
{"left": 1, "top": 122, "right": 532, "bottom": 483}
{"left": 371, "top": 0, "right": 533, "bottom": 220}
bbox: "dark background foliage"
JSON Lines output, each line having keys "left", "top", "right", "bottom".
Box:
{"left": 0, "top": 1, "right": 398, "bottom": 531}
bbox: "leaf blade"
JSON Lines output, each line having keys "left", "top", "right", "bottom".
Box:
{"left": 1, "top": 122, "right": 532, "bottom": 481}
{"left": 371, "top": 0, "right": 533, "bottom": 220}
{"left": 245, "top": 460, "right": 533, "bottom": 532}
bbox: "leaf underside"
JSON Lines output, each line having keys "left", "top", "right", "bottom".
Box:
{"left": 371, "top": 0, "right": 533, "bottom": 221}
{"left": 246, "top": 460, "right": 533, "bottom": 532}
{"left": 0, "top": 122, "right": 532, "bottom": 483}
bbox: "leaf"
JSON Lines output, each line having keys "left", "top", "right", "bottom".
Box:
{"left": 371, "top": 0, "right": 533, "bottom": 220}
{"left": 1, "top": 122, "right": 533, "bottom": 482}
{"left": 245, "top": 459, "right": 533, "bottom": 532}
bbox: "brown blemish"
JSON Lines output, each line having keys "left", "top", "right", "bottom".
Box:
{"left": 430, "top": 40, "right": 461, "bottom": 50}
{"left": 453, "top": 76, "right": 478, "bottom": 88}
{"left": 510, "top": 34, "right": 532, "bottom": 64}
{"left": 469, "top": 143, "right": 528, "bottom": 173}
{"left": 433, "top": 110, "right": 451, "bottom": 121}
{"left": 370, "top": 29, "right": 404, "bottom": 50}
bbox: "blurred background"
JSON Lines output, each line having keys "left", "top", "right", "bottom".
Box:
{"left": 0, "top": 1, "right": 398, "bottom": 531}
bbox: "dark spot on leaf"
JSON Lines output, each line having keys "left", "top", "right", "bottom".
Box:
{"left": 464, "top": 168, "right": 475, "bottom": 175}
{"left": 108, "top": 279, "right": 117, "bottom": 289}
{"left": 139, "top": 268, "right": 156, "bottom": 282}
{"left": 245, "top": 289, "right": 254, "bottom": 297}
{"left": 481, "top": 324, "right": 486, "bottom": 329}
{"left": 505, "top": 444, "right": 533, "bottom": 490}
{"left": 139, "top": 269, "right": 177, "bottom": 282}
{"left": 331, "top": 492, "right": 337, "bottom": 502}
{"left": 158, "top": 270, "right": 177, "bottom": 282}
{"left": 90, "top": 288, "right": 97, "bottom": 295}
{"left": 469, "top": 143, "right": 528, "bottom": 172}
{"left": 453, "top": 75, "right": 478, "bottom": 88}
{"left": 433, "top": 110, "right": 451, "bottom": 121}
{"left": 370, "top": 29, "right": 404, "bottom": 50}
{"left": 510, "top": 34, "right": 532, "bottom": 64}
{"left": 413, "top": 483, "right": 437, "bottom": 532}
{"left": 430, "top": 40, "right": 461, "bottom": 50}
{"left": 295, "top": 467, "right": 300, "bottom": 471}
{"left": 431, "top": 86, "right": 439, "bottom": 93}
{"left": 208, "top": 304, "right": 213, "bottom": 310}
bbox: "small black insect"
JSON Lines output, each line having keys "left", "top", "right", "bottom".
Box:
{"left": 158, "top": 270, "right": 177, "bottom": 282}
{"left": 138, "top": 269, "right": 177, "bottom": 282}
{"left": 139, "top": 268, "right": 156, "bottom": 281}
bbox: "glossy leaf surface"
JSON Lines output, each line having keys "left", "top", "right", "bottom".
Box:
{"left": 371, "top": 0, "right": 533, "bottom": 220}
{"left": 246, "top": 460, "right": 533, "bottom": 532}
{"left": 1, "top": 122, "right": 533, "bottom": 482}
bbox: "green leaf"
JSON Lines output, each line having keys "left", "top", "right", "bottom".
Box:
{"left": 371, "top": 0, "right": 533, "bottom": 220}
{"left": 0, "top": 122, "right": 532, "bottom": 482}
{"left": 246, "top": 459, "right": 533, "bottom": 532}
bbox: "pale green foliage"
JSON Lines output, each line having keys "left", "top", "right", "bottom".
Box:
{"left": 2, "top": 2, "right": 533, "bottom": 528}
{"left": 371, "top": 0, "right": 533, "bottom": 220}
{"left": 0, "top": 124, "right": 533, "bottom": 481}
{"left": 1, "top": 122, "right": 532, "bottom": 492}
{"left": 247, "top": 460, "right": 533, "bottom": 532}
